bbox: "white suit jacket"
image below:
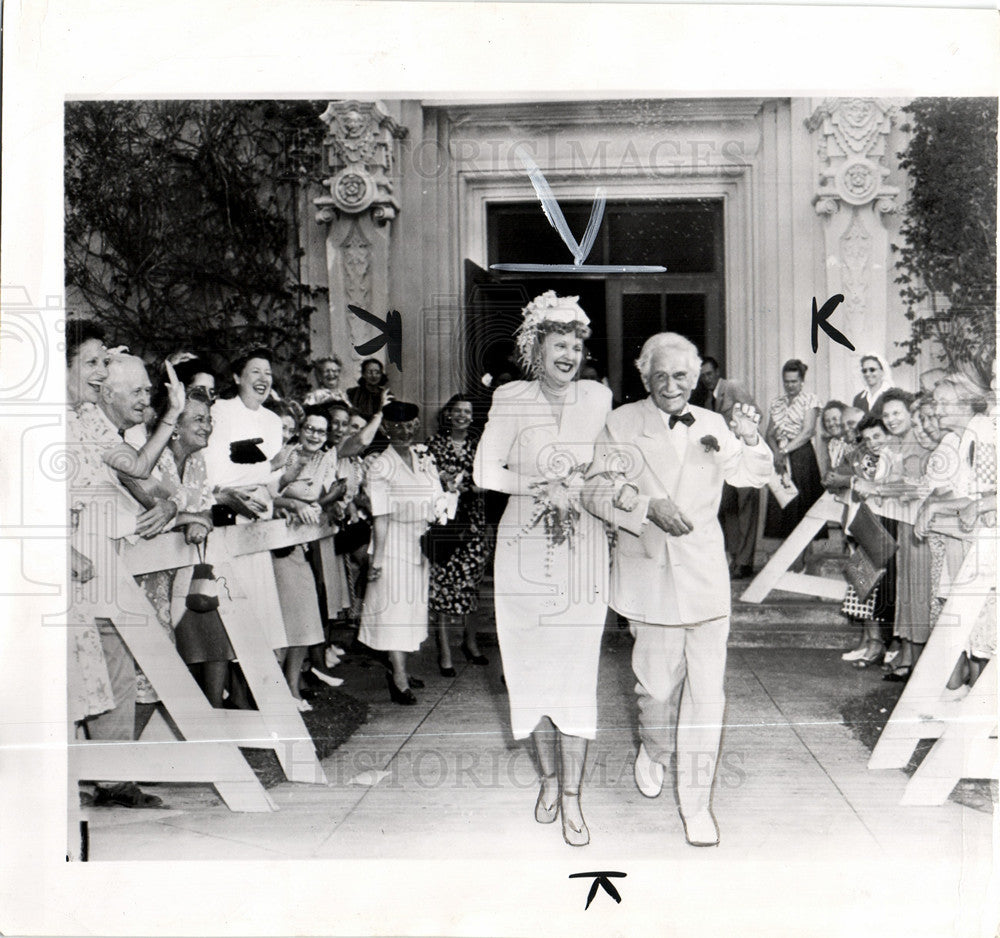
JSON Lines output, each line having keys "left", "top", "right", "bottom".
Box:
{"left": 582, "top": 397, "right": 772, "bottom": 625}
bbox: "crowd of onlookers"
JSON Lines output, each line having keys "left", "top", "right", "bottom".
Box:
{"left": 66, "top": 315, "right": 996, "bottom": 807}
{"left": 67, "top": 322, "right": 491, "bottom": 806}
{"left": 753, "top": 353, "right": 996, "bottom": 689}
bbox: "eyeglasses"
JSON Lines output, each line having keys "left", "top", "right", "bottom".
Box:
{"left": 301, "top": 426, "right": 327, "bottom": 436}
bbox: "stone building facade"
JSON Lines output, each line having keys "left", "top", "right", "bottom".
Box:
{"left": 301, "top": 97, "right": 919, "bottom": 418}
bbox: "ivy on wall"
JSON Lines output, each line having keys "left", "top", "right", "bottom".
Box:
{"left": 892, "top": 97, "right": 997, "bottom": 385}
{"left": 65, "top": 99, "right": 327, "bottom": 397}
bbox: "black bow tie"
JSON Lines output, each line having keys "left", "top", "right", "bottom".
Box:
{"left": 669, "top": 412, "right": 695, "bottom": 429}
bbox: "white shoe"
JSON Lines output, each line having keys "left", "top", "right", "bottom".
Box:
{"left": 296, "top": 698, "right": 313, "bottom": 712}
{"left": 681, "top": 808, "right": 719, "bottom": 847}
{"left": 940, "top": 684, "right": 970, "bottom": 702}
{"left": 324, "top": 648, "right": 342, "bottom": 669}
{"left": 311, "top": 668, "right": 344, "bottom": 687}
{"left": 634, "top": 743, "right": 665, "bottom": 798}
{"left": 329, "top": 644, "right": 346, "bottom": 656}
{"left": 841, "top": 645, "right": 869, "bottom": 661}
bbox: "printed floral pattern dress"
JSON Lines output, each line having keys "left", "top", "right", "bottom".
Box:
{"left": 135, "top": 446, "right": 214, "bottom": 702}
{"left": 427, "top": 431, "right": 489, "bottom": 616}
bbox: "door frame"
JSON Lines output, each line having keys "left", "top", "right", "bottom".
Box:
{"left": 458, "top": 172, "right": 753, "bottom": 393}
{"left": 606, "top": 272, "right": 725, "bottom": 400}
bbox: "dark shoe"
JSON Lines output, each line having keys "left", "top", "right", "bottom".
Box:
{"left": 386, "top": 673, "right": 417, "bottom": 705}
{"left": 460, "top": 641, "right": 489, "bottom": 666}
{"left": 439, "top": 663, "right": 457, "bottom": 678}
{"left": 884, "top": 665, "right": 912, "bottom": 683}
{"left": 92, "top": 782, "right": 164, "bottom": 809}
{"left": 852, "top": 642, "right": 886, "bottom": 669}
{"left": 407, "top": 675, "right": 425, "bottom": 689}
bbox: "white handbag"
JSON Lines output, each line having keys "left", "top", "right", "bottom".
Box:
{"left": 768, "top": 470, "right": 799, "bottom": 508}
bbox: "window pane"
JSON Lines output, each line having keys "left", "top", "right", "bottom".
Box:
{"left": 607, "top": 201, "right": 718, "bottom": 272}
{"left": 490, "top": 203, "right": 600, "bottom": 265}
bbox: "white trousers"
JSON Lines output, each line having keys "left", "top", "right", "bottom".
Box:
{"left": 630, "top": 616, "right": 729, "bottom": 816}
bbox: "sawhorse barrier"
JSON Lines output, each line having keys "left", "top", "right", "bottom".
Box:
{"left": 69, "top": 518, "right": 343, "bottom": 823}
{"left": 741, "top": 491, "right": 848, "bottom": 603}
{"left": 868, "top": 529, "right": 998, "bottom": 805}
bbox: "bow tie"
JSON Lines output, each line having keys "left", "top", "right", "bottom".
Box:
{"left": 669, "top": 412, "right": 695, "bottom": 429}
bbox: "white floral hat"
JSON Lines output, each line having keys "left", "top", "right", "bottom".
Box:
{"left": 514, "top": 291, "right": 590, "bottom": 374}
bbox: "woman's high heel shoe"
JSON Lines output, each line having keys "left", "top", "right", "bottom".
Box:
{"left": 460, "top": 641, "right": 489, "bottom": 666}
{"left": 439, "top": 662, "right": 457, "bottom": 678}
{"left": 534, "top": 774, "right": 559, "bottom": 824}
{"left": 386, "top": 673, "right": 417, "bottom": 705}
{"left": 852, "top": 642, "right": 885, "bottom": 669}
{"left": 560, "top": 791, "right": 590, "bottom": 846}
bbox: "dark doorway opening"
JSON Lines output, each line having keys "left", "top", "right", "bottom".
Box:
{"left": 468, "top": 198, "right": 725, "bottom": 404}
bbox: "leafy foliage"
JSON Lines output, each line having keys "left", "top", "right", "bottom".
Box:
{"left": 892, "top": 97, "right": 997, "bottom": 384}
{"left": 65, "top": 100, "right": 327, "bottom": 397}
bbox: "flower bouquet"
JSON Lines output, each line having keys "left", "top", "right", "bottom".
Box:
{"left": 521, "top": 463, "right": 588, "bottom": 571}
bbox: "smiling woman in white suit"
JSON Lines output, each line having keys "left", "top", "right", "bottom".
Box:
{"left": 474, "top": 291, "right": 636, "bottom": 848}
{"left": 582, "top": 332, "right": 772, "bottom": 847}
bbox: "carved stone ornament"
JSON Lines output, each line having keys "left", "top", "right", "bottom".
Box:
{"left": 839, "top": 210, "right": 873, "bottom": 320}
{"left": 807, "top": 98, "right": 900, "bottom": 215}
{"left": 315, "top": 101, "right": 408, "bottom": 225}
{"left": 340, "top": 220, "right": 374, "bottom": 348}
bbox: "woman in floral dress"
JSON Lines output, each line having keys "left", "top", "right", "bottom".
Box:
{"left": 427, "top": 394, "right": 490, "bottom": 676}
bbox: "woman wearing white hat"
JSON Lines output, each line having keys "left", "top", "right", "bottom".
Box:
{"left": 474, "top": 291, "right": 635, "bottom": 847}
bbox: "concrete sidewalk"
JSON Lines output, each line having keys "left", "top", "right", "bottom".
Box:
{"left": 76, "top": 623, "right": 997, "bottom": 935}
{"left": 81, "top": 628, "right": 994, "bottom": 922}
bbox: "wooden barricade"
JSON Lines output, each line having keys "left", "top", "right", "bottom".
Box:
{"left": 868, "top": 529, "right": 998, "bottom": 804}
{"left": 69, "top": 518, "right": 339, "bottom": 816}
{"left": 740, "top": 491, "right": 849, "bottom": 603}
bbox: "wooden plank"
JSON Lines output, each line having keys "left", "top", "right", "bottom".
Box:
{"left": 741, "top": 492, "right": 844, "bottom": 603}
{"left": 901, "top": 660, "right": 998, "bottom": 806}
{"left": 775, "top": 571, "right": 848, "bottom": 601}
{"left": 214, "top": 558, "right": 328, "bottom": 786}
{"left": 70, "top": 741, "right": 276, "bottom": 812}
{"left": 222, "top": 518, "right": 336, "bottom": 559}
{"left": 869, "top": 531, "right": 996, "bottom": 772}
{"left": 123, "top": 519, "right": 336, "bottom": 576}
{"left": 80, "top": 522, "right": 333, "bottom": 811}
{"left": 70, "top": 571, "right": 278, "bottom": 811}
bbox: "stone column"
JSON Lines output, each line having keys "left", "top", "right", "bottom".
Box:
{"left": 314, "top": 101, "right": 408, "bottom": 386}
{"left": 806, "top": 98, "right": 901, "bottom": 400}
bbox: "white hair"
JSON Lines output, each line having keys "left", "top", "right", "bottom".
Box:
{"left": 935, "top": 372, "right": 990, "bottom": 412}
{"left": 105, "top": 352, "right": 146, "bottom": 383}
{"left": 635, "top": 333, "right": 701, "bottom": 385}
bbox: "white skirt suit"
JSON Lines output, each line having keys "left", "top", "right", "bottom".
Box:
{"left": 474, "top": 379, "right": 612, "bottom": 740}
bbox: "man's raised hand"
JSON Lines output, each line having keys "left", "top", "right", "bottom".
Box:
{"left": 729, "top": 402, "right": 761, "bottom": 444}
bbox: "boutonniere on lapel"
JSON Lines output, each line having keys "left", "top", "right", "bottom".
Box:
{"left": 700, "top": 435, "right": 720, "bottom": 453}
{"left": 411, "top": 443, "right": 432, "bottom": 469}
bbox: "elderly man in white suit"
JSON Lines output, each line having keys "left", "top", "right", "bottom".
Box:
{"left": 582, "top": 333, "right": 772, "bottom": 846}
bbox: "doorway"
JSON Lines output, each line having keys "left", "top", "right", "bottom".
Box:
{"left": 606, "top": 273, "right": 724, "bottom": 403}
{"left": 470, "top": 198, "right": 725, "bottom": 403}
